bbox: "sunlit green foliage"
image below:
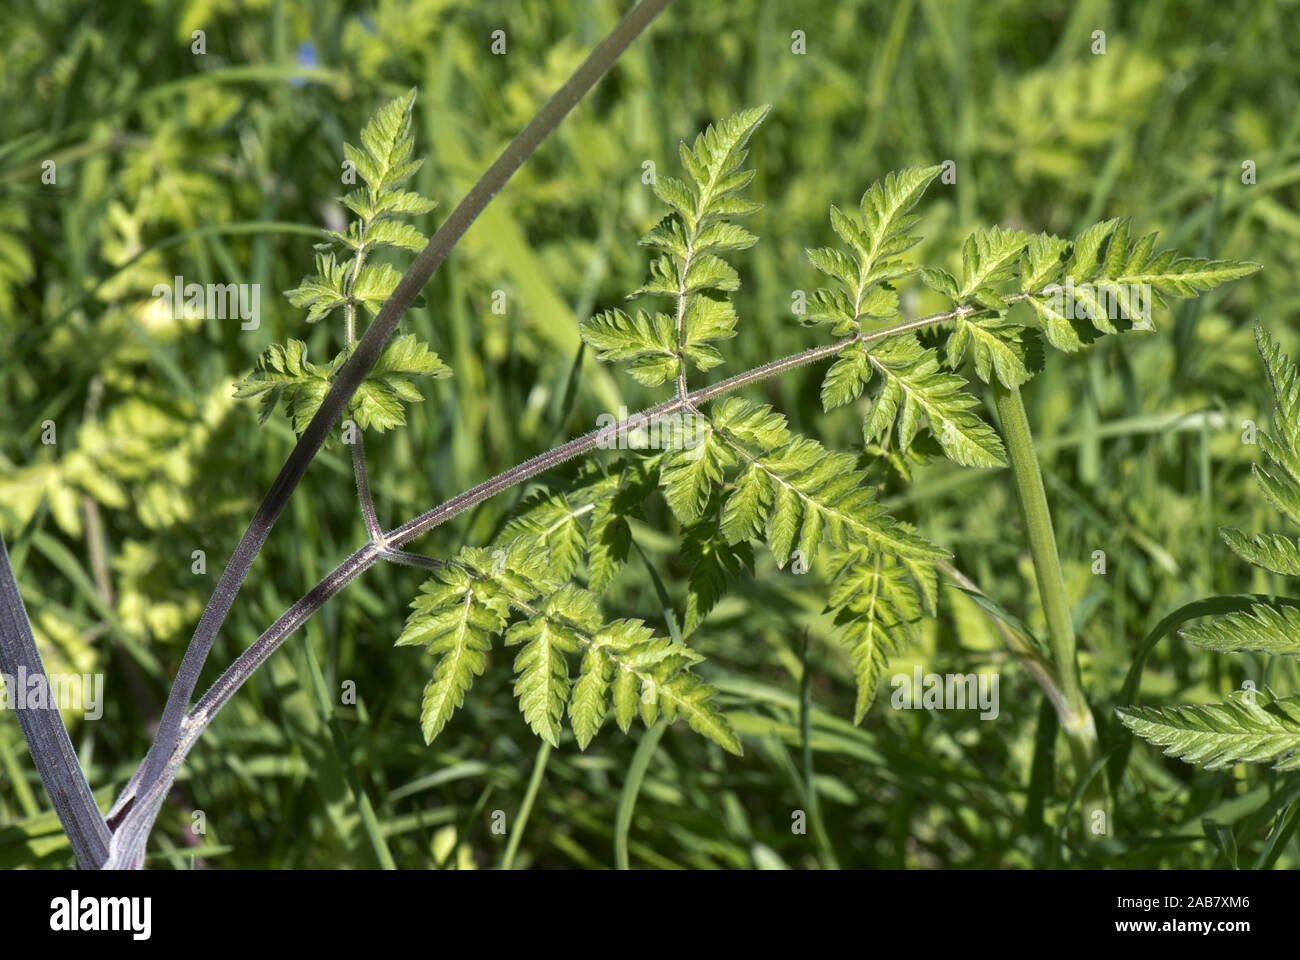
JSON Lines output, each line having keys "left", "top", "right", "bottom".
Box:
{"left": 1, "top": 0, "right": 1290, "bottom": 872}
{"left": 397, "top": 540, "right": 739, "bottom": 753}
{"left": 1121, "top": 330, "right": 1300, "bottom": 770}
{"left": 235, "top": 90, "right": 450, "bottom": 434}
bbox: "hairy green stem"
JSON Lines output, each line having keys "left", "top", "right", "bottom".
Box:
{"left": 102, "top": 283, "right": 1046, "bottom": 863}
{"left": 351, "top": 430, "right": 383, "bottom": 542}
{"left": 103, "top": 309, "right": 962, "bottom": 864}
{"left": 28, "top": 290, "right": 1010, "bottom": 866}
{"left": 992, "top": 382, "right": 1109, "bottom": 836}
{"left": 388, "top": 309, "right": 958, "bottom": 547}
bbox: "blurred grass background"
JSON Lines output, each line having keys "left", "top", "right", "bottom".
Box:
{"left": 1, "top": 0, "right": 1297, "bottom": 868}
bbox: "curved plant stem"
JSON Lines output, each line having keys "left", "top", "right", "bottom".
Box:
{"left": 0, "top": 533, "right": 111, "bottom": 868}
{"left": 38, "top": 291, "right": 1008, "bottom": 866}
{"left": 501, "top": 740, "right": 552, "bottom": 870}
{"left": 992, "top": 382, "right": 1109, "bottom": 836}
{"left": 614, "top": 721, "right": 666, "bottom": 870}
{"left": 387, "top": 309, "right": 959, "bottom": 549}
{"left": 351, "top": 430, "right": 383, "bottom": 542}
{"left": 106, "top": 310, "right": 960, "bottom": 865}
{"left": 104, "top": 543, "right": 380, "bottom": 867}
{"left": 799, "top": 630, "right": 838, "bottom": 869}
{"left": 133, "top": 0, "right": 678, "bottom": 797}
{"left": 351, "top": 427, "right": 440, "bottom": 569}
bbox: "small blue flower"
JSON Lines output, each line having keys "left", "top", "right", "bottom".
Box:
{"left": 291, "top": 41, "right": 318, "bottom": 87}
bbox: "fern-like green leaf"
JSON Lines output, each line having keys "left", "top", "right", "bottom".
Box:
{"left": 825, "top": 547, "right": 925, "bottom": 722}
{"left": 398, "top": 540, "right": 740, "bottom": 754}
{"left": 232, "top": 339, "right": 331, "bottom": 431}
{"left": 658, "top": 426, "right": 734, "bottom": 523}
{"left": 798, "top": 170, "right": 1012, "bottom": 464}
{"left": 820, "top": 345, "right": 873, "bottom": 411}
{"left": 350, "top": 262, "right": 402, "bottom": 316}
{"left": 1220, "top": 528, "right": 1300, "bottom": 577}
{"left": 675, "top": 106, "right": 770, "bottom": 229}
{"left": 1019, "top": 232, "right": 1070, "bottom": 293}
{"left": 1024, "top": 218, "right": 1259, "bottom": 341}
{"left": 285, "top": 91, "right": 437, "bottom": 330}
{"left": 1257, "top": 326, "right": 1300, "bottom": 473}
{"left": 1118, "top": 691, "right": 1300, "bottom": 771}
{"left": 585, "top": 467, "right": 650, "bottom": 592}
{"left": 681, "top": 521, "right": 754, "bottom": 634}
{"left": 355, "top": 88, "right": 424, "bottom": 198}
{"left": 584, "top": 107, "right": 769, "bottom": 389}
{"left": 500, "top": 492, "right": 589, "bottom": 581}
{"left": 247, "top": 91, "right": 444, "bottom": 438}
{"left": 579, "top": 308, "right": 679, "bottom": 386}
{"left": 860, "top": 336, "right": 1008, "bottom": 467}
{"left": 505, "top": 585, "right": 594, "bottom": 746}
{"left": 396, "top": 562, "right": 510, "bottom": 744}
{"left": 700, "top": 398, "right": 949, "bottom": 566}
{"left": 500, "top": 463, "right": 651, "bottom": 592}
{"left": 1182, "top": 603, "right": 1300, "bottom": 656}
{"left": 346, "top": 333, "right": 451, "bottom": 432}
{"left": 286, "top": 252, "right": 351, "bottom": 324}
{"left": 957, "top": 225, "right": 1032, "bottom": 302}
{"left": 1122, "top": 326, "right": 1296, "bottom": 771}
{"left": 945, "top": 314, "right": 1032, "bottom": 389}
{"left": 363, "top": 219, "right": 428, "bottom": 253}
{"left": 806, "top": 165, "right": 942, "bottom": 333}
